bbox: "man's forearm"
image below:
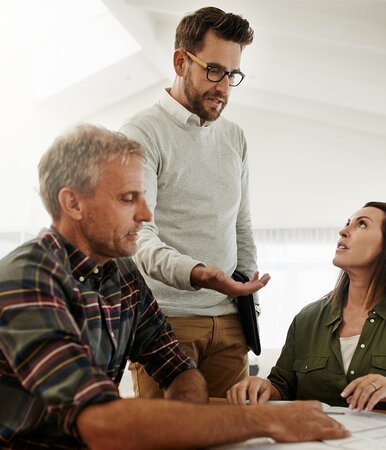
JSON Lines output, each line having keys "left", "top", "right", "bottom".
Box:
{"left": 77, "top": 398, "right": 349, "bottom": 450}
{"left": 134, "top": 228, "right": 201, "bottom": 291}
{"left": 164, "top": 369, "right": 208, "bottom": 403}
{"left": 78, "top": 398, "right": 254, "bottom": 450}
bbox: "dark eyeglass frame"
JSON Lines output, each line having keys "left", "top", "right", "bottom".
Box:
{"left": 185, "top": 51, "right": 245, "bottom": 87}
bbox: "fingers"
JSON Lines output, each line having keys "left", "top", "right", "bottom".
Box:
{"left": 246, "top": 378, "right": 268, "bottom": 405}
{"left": 314, "top": 420, "right": 351, "bottom": 441}
{"left": 232, "top": 272, "right": 270, "bottom": 296}
{"left": 341, "top": 376, "right": 361, "bottom": 398}
{"left": 226, "top": 377, "right": 270, "bottom": 405}
{"left": 366, "top": 384, "right": 386, "bottom": 411}
{"left": 215, "top": 270, "right": 226, "bottom": 282}
{"left": 266, "top": 401, "right": 350, "bottom": 443}
{"left": 193, "top": 265, "right": 270, "bottom": 297}
{"left": 250, "top": 272, "right": 271, "bottom": 287}
{"left": 341, "top": 375, "right": 386, "bottom": 411}
{"left": 227, "top": 379, "right": 249, "bottom": 405}
{"left": 309, "top": 410, "right": 349, "bottom": 440}
{"left": 254, "top": 273, "right": 271, "bottom": 288}
{"left": 250, "top": 271, "right": 261, "bottom": 282}
{"left": 247, "top": 380, "right": 262, "bottom": 405}
{"left": 257, "top": 386, "right": 271, "bottom": 404}
{"left": 227, "top": 384, "right": 244, "bottom": 405}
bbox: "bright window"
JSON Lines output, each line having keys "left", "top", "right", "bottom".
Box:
{"left": 254, "top": 228, "right": 340, "bottom": 350}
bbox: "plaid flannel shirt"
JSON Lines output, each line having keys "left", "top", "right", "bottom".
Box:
{"left": 0, "top": 228, "right": 195, "bottom": 449}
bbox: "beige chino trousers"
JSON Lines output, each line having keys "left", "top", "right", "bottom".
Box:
{"left": 129, "top": 314, "right": 249, "bottom": 398}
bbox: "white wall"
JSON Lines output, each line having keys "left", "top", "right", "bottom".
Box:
{"left": 229, "top": 103, "right": 386, "bottom": 229}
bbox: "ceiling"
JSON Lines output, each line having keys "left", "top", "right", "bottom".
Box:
{"left": 61, "top": 0, "right": 386, "bottom": 137}
{"left": 2, "top": 0, "right": 385, "bottom": 139}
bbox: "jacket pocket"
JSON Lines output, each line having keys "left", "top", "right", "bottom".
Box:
{"left": 293, "top": 356, "right": 329, "bottom": 374}
{"left": 371, "top": 355, "right": 386, "bottom": 371}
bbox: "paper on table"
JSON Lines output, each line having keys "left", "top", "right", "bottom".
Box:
{"left": 210, "top": 438, "right": 327, "bottom": 449}
{"left": 322, "top": 406, "right": 386, "bottom": 449}
{"left": 209, "top": 403, "right": 386, "bottom": 449}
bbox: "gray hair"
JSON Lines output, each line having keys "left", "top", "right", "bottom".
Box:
{"left": 38, "top": 123, "right": 145, "bottom": 220}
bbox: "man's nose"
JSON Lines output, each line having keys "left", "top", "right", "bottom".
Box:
{"left": 137, "top": 198, "right": 152, "bottom": 223}
{"left": 215, "top": 75, "right": 231, "bottom": 93}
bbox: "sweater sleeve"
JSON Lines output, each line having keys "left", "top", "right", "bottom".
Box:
{"left": 119, "top": 120, "right": 204, "bottom": 291}
{"left": 235, "top": 131, "right": 259, "bottom": 310}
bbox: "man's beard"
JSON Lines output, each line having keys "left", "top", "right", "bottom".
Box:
{"left": 184, "top": 69, "right": 228, "bottom": 122}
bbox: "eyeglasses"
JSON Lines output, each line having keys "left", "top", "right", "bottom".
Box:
{"left": 185, "top": 51, "right": 245, "bottom": 87}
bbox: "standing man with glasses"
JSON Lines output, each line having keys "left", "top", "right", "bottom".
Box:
{"left": 120, "top": 6, "right": 268, "bottom": 399}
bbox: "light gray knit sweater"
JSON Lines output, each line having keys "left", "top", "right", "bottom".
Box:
{"left": 120, "top": 103, "right": 257, "bottom": 317}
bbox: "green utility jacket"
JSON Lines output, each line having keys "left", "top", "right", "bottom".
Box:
{"left": 268, "top": 295, "right": 386, "bottom": 408}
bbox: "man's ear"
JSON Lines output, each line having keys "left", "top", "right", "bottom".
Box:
{"left": 57, "top": 188, "right": 84, "bottom": 220}
{"left": 173, "top": 48, "right": 187, "bottom": 76}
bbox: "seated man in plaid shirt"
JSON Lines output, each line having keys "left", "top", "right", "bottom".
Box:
{"left": 0, "top": 124, "right": 348, "bottom": 449}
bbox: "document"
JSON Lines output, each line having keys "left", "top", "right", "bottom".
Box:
{"left": 212, "top": 440, "right": 326, "bottom": 449}
{"left": 322, "top": 405, "right": 386, "bottom": 449}
{"left": 210, "top": 405, "right": 386, "bottom": 449}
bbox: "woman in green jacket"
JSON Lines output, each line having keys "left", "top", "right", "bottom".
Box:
{"left": 228, "top": 201, "right": 386, "bottom": 412}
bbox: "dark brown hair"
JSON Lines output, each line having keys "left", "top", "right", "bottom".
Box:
{"left": 329, "top": 201, "right": 386, "bottom": 309}
{"left": 175, "top": 7, "right": 254, "bottom": 54}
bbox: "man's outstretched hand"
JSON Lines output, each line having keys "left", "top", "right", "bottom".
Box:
{"left": 190, "top": 265, "right": 270, "bottom": 297}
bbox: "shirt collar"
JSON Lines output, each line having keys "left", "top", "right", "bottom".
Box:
{"left": 373, "top": 297, "right": 386, "bottom": 320}
{"left": 324, "top": 294, "right": 386, "bottom": 325}
{"left": 159, "top": 88, "right": 213, "bottom": 127}
{"left": 44, "top": 226, "right": 117, "bottom": 284}
{"left": 323, "top": 296, "right": 342, "bottom": 328}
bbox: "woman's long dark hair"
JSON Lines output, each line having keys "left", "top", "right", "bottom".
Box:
{"left": 329, "top": 201, "right": 386, "bottom": 309}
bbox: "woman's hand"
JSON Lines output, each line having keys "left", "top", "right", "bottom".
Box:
{"left": 226, "top": 376, "right": 271, "bottom": 405}
{"left": 341, "top": 374, "right": 386, "bottom": 411}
